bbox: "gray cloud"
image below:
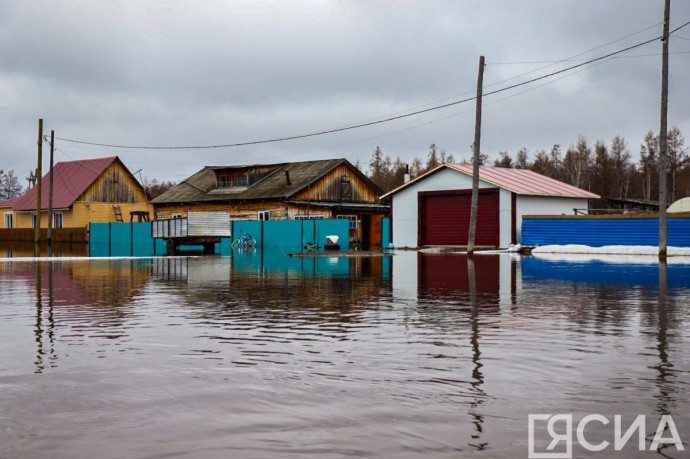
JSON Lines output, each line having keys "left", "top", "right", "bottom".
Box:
{"left": 1, "top": 0, "right": 689, "bottom": 183}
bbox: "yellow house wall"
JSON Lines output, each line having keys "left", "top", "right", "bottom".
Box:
{"left": 0, "top": 207, "right": 12, "bottom": 229}
{"left": 71, "top": 202, "right": 154, "bottom": 227}
{"left": 7, "top": 203, "right": 153, "bottom": 229}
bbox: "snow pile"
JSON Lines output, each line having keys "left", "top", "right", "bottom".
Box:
{"left": 531, "top": 244, "right": 690, "bottom": 256}
{"left": 530, "top": 245, "right": 690, "bottom": 264}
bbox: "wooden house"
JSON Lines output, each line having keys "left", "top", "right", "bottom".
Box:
{"left": 0, "top": 156, "right": 151, "bottom": 239}
{"left": 151, "top": 159, "right": 389, "bottom": 246}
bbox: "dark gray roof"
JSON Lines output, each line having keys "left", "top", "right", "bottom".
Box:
{"left": 152, "top": 158, "right": 377, "bottom": 204}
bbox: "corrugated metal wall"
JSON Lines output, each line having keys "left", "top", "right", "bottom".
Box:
{"left": 522, "top": 216, "right": 690, "bottom": 247}
{"left": 91, "top": 219, "right": 351, "bottom": 256}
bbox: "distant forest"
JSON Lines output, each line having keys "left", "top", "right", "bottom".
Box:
{"left": 362, "top": 127, "right": 689, "bottom": 205}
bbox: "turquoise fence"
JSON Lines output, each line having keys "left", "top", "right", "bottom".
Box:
{"left": 382, "top": 217, "right": 391, "bottom": 249}
{"left": 89, "top": 222, "right": 168, "bottom": 257}
{"left": 89, "top": 219, "right": 351, "bottom": 257}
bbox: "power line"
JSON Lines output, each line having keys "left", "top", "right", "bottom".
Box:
{"left": 55, "top": 20, "right": 690, "bottom": 152}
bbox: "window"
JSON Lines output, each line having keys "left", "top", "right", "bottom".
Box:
{"left": 217, "top": 175, "right": 248, "bottom": 188}
{"left": 31, "top": 213, "right": 37, "bottom": 229}
{"left": 53, "top": 212, "right": 64, "bottom": 229}
{"left": 4, "top": 212, "right": 13, "bottom": 229}
{"left": 338, "top": 215, "right": 358, "bottom": 229}
{"left": 232, "top": 175, "right": 248, "bottom": 187}
{"left": 294, "top": 215, "right": 325, "bottom": 220}
{"left": 258, "top": 210, "right": 271, "bottom": 221}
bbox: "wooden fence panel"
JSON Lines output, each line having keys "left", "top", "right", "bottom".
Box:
{"left": 0, "top": 228, "right": 87, "bottom": 243}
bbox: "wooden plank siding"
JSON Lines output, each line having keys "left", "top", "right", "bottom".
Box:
{"left": 71, "top": 202, "right": 153, "bottom": 227}
{"left": 81, "top": 161, "right": 149, "bottom": 203}
{"left": 0, "top": 228, "right": 87, "bottom": 242}
{"left": 154, "top": 201, "right": 337, "bottom": 221}
{"left": 292, "top": 164, "right": 379, "bottom": 203}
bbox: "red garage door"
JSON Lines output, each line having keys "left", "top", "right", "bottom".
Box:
{"left": 419, "top": 189, "right": 499, "bottom": 247}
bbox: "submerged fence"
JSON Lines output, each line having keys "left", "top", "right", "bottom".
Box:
{"left": 89, "top": 218, "right": 354, "bottom": 257}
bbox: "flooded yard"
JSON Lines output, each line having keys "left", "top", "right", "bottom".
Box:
{"left": 1, "top": 251, "right": 689, "bottom": 458}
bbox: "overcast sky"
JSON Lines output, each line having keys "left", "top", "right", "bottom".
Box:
{"left": 1, "top": 0, "right": 689, "bottom": 184}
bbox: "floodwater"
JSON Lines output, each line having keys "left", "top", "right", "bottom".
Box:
{"left": 1, "top": 251, "right": 689, "bottom": 459}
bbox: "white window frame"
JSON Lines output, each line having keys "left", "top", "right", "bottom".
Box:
{"left": 337, "top": 215, "right": 358, "bottom": 229}
{"left": 4, "top": 212, "right": 13, "bottom": 229}
{"left": 258, "top": 210, "right": 271, "bottom": 221}
{"left": 294, "top": 214, "right": 325, "bottom": 220}
{"left": 53, "top": 211, "right": 64, "bottom": 229}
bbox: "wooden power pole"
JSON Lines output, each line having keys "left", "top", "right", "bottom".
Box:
{"left": 658, "top": 0, "right": 670, "bottom": 259}
{"left": 35, "top": 119, "right": 43, "bottom": 247}
{"left": 467, "top": 55, "right": 485, "bottom": 255}
{"left": 47, "top": 130, "right": 55, "bottom": 249}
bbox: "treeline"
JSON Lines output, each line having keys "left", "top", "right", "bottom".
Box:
{"left": 363, "top": 127, "right": 689, "bottom": 203}
{"left": 142, "top": 177, "right": 176, "bottom": 199}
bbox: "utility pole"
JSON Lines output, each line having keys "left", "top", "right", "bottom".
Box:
{"left": 467, "top": 55, "right": 485, "bottom": 255}
{"left": 47, "top": 130, "right": 55, "bottom": 250}
{"left": 658, "top": 0, "right": 670, "bottom": 259}
{"left": 35, "top": 119, "right": 43, "bottom": 247}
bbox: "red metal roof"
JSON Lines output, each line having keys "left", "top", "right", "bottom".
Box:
{"left": 10, "top": 157, "right": 119, "bottom": 211}
{"left": 447, "top": 164, "right": 600, "bottom": 198}
{"left": 381, "top": 164, "right": 600, "bottom": 199}
{"left": 0, "top": 195, "right": 24, "bottom": 208}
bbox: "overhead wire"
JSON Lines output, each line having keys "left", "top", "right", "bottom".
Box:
{"left": 53, "top": 19, "right": 690, "bottom": 152}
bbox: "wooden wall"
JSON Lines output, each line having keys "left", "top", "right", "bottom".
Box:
{"left": 0, "top": 228, "right": 87, "bottom": 242}
{"left": 154, "top": 201, "right": 338, "bottom": 221}
{"left": 71, "top": 202, "right": 153, "bottom": 227}
{"left": 293, "top": 164, "right": 380, "bottom": 203}
{"left": 81, "top": 160, "right": 149, "bottom": 203}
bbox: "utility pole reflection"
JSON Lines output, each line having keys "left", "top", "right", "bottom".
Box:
{"left": 467, "top": 256, "right": 487, "bottom": 450}
{"left": 34, "top": 261, "right": 57, "bottom": 374}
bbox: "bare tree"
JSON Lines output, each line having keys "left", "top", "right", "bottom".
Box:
{"left": 563, "top": 136, "right": 592, "bottom": 189}
{"left": 410, "top": 156, "right": 423, "bottom": 178}
{"left": 493, "top": 151, "right": 514, "bottom": 168}
{"left": 515, "top": 147, "right": 530, "bottom": 169}
{"left": 640, "top": 131, "right": 658, "bottom": 201}
{"left": 610, "top": 135, "right": 633, "bottom": 199}
{"left": 667, "top": 126, "right": 687, "bottom": 202}
{"left": 426, "top": 144, "right": 440, "bottom": 170}
{"left": 592, "top": 140, "right": 609, "bottom": 197}
{"left": 0, "top": 169, "right": 24, "bottom": 200}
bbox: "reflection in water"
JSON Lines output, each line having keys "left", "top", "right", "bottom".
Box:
{"left": 466, "top": 257, "right": 487, "bottom": 451}
{"left": 0, "top": 253, "right": 689, "bottom": 458}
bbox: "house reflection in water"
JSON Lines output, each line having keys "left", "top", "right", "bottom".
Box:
{"left": 150, "top": 254, "right": 392, "bottom": 314}
{"left": 391, "top": 251, "right": 519, "bottom": 311}
{"left": 0, "top": 259, "right": 153, "bottom": 373}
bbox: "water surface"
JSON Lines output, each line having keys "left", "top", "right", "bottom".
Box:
{"left": 1, "top": 252, "right": 689, "bottom": 458}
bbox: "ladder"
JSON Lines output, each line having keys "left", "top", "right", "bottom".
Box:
{"left": 113, "top": 205, "right": 123, "bottom": 222}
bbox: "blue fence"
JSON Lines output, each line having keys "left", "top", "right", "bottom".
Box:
{"left": 90, "top": 219, "right": 351, "bottom": 257}
{"left": 522, "top": 216, "right": 690, "bottom": 247}
{"left": 89, "top": 222, "right": 168, "bottom": 257}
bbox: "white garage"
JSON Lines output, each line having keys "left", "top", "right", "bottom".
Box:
{"left": 382, "top": 164, "right": 599, "bottom": 249}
